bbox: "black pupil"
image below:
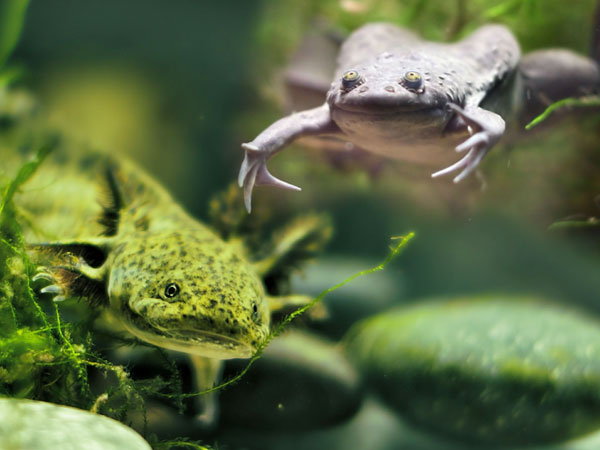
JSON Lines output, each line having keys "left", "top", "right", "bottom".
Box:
{"left": 165, "top": 283, "right": 179, "bottom": 298}
{"left": 253, "top": 304, "right": 258, "bottom": 314}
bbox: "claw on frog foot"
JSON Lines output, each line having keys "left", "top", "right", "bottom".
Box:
{"left": 40, "top": 284, "right": 64, "bottom": 296}
{"left": 32, "top": 271, "right": 55, "bottom": 283}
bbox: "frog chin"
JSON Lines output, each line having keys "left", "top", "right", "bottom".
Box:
{"left": 124, "top": 297, "right": 255, "bottom": 359}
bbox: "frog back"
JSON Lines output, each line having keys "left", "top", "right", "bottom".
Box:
{"left": 6, "top": 143, "right": 183, "bottom": 243}
{"left": 334, "top": 23, "right": 520, "bottom": 107}
{"left": 5, "top": 145, "right": 109, "bottom": 241}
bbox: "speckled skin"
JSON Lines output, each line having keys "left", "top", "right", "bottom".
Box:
{"left": 325, "top": 24, "right": 518, "bottom": 157}
{"left": 238, "top": 23, "right": 600, "bottom": 212}
{"left": 20, "top": 148, "right": 271, "bottom": 361}
{"left": 7, "top": 144, "right": 286, "bottom": 425}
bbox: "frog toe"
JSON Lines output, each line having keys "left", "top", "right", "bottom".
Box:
{"left": 238, "top": 143, "right": 260, "bottom": 187}
{"left": 256, "top": 164, "right": 301, "bottom": 192}
{"left": 32, "top": 268, "right": 55, "bottom": 283}
{"left": 239, "top": 144, "right": 301, "bottom": 213}
{"left": 432, "top": 146, "right": 487, "bottom": 183}
{"left": 239, "top": 147, "right": 261, "bottom": 212}
{"left": 33, "top": 268, "right": 65, "bottom": 301}
{"left": 39, "top": 284, "right": 66, "bottom": 302}
{"left": 431, "top": 149, "right": 475, "bottom": 178}
{"left": 453, "top": 148, "right": 486, "bottom": 183}
{"left": 456, "top": 132, "right": 489, "bottom": 153}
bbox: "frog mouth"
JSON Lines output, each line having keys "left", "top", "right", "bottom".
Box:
{"left": 328, "top": 89, "right": 438, "bottom": 115}
{"left": 121, "top": 320, "right": 255, "bottom": 359}
{"left": 333, "top": 98, "right": 435, "bottom": 115}
{"left": 122, "top": 297, "right": 259, "bottom": 359}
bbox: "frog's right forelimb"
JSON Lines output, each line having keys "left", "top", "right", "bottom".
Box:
{"left": 239, "top": 103, "right": 340, "bottom": 213}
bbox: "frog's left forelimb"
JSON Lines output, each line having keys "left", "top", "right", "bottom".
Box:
{"left": 432, "top": 103, "right": 505, "bottom": 183}
{"left": 239, "top": 104, "right": 340, "bottom": 212}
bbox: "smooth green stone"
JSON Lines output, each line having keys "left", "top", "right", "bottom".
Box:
{"left": 0, "top": 398, "right": 151, "bottom": 450}
{"left": 344, "top": 297, "right": 600, "bottom": 446}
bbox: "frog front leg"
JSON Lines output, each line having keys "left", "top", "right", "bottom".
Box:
{"left": 239, "top": 103, "right": 341, "bottom": 213}
{"left": 432, "top": 103, "right": 505, "bottom": 183}
{"left": 31, "top": 240, "right": 110, "bottom": 305}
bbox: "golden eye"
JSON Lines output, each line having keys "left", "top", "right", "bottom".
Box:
{"left": 401, "top": 71, "right": 423, "bottom": 91}
{"left": 405, "top": 71, "right": 421, "bottom": 82}
{"left": 164, "top": 282, "right": 180, "bottom": 298}
{"left": 341, "top": 69, "right": 363, "bottom": 91}
{"left": 343, "top": 70, "right": 359, "bottom": 81}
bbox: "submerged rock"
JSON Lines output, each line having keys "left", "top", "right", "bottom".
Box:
{"left": 219, "top": 329, "right": 362, "bottom": 431}
{"left": 0, "top": 398, "right": 151, "bottom": 450}
{"left": 344, "top": 296, "right": 600, "bottom": 446}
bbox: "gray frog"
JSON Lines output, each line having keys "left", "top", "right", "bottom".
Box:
{"left": 239, "top": 23, "right": 600, "bottom": 212}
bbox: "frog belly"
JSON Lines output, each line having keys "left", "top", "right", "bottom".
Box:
{"left": 331, "top": 108, "right": 466, "bottom": 166}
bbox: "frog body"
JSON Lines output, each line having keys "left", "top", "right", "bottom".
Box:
{"left": 239, "top": 23, "right": 600, "bottom": 212}
{"left": 19, "top": 148, "right": 270, "bottom": 360}
{"left": 7, "top": 142, "right": 324, "bottom": 425}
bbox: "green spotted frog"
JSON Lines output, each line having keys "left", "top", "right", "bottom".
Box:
{"left": 9, "top": 144, "right": 325, "bottom": 425}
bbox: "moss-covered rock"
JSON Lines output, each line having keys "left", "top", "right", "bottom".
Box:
{"left": 344, "top": 297, "right": 600, "bottom": 446}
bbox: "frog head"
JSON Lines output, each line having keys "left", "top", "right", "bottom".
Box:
{"left": 111, "top": 226, "right": 271, "bottom": 359}
{"left": 36, "top": 225, "right": 271, "bottom": 360}
{"left": 326, "top": 52, "right": 453, "bottom": 116}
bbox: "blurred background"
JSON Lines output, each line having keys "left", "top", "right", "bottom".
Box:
{"left": 13, "top": 0, "right": 600, "bottom": 314}
{"left": 6, "top": 0, "right": 600, "bottom": 448}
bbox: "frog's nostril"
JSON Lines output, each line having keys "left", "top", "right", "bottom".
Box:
{"left": 359, "top": 85, "right": 369, "bottom": 93}
{"left": 384, "top": 86, "right": 396, "bottom": 93}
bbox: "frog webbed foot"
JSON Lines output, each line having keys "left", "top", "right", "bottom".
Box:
{"left": 432, "top": 103, "right": 505, "bottom": 183}
{"left": 238, "top": 143, "right": 301, "bottom": 213}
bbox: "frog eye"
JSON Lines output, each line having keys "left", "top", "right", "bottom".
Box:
{"left": 401, "top": 71, "right": 423, "bottom": 91}
{"left": 164, "top": 282, "right": 180, "bottom": 298}
{"left": 251, "top": 302, "right": 262, "bottom": 323}
{"left": 341, "top": 70, "right": 363, "bottom": 91}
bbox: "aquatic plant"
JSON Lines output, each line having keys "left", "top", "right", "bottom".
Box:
{"left": 526, "top": 96, "right": 600, "bottom": 130}
{"left": 0, "top": 143, "right": 146, "bottom": 416}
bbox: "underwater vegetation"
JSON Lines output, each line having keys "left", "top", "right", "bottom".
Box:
{"left": 1, "top": 0, "right": 600, "bottom": 449}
